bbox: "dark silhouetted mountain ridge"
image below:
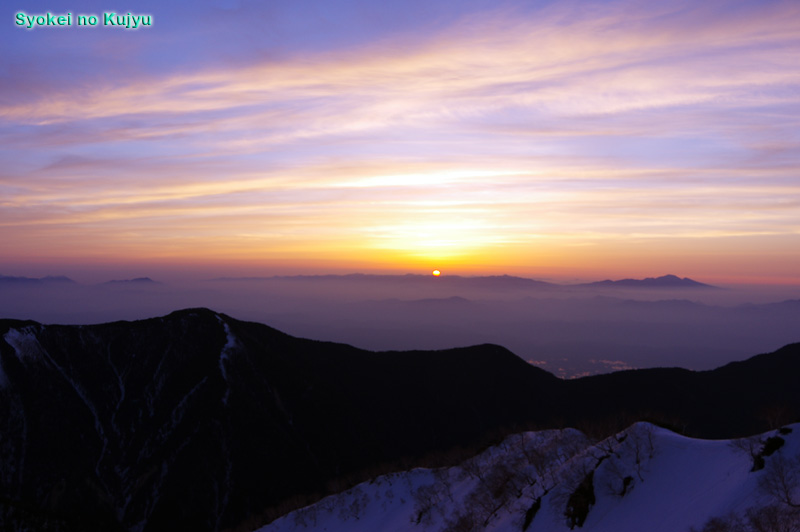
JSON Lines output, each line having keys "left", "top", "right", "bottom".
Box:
{"left": 0, "top": 308, "right": 797, "bottom": 532}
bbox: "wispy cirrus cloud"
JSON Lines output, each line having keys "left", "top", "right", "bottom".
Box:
{"left": 4, "top": 0, "right": 799, "bottom": 125}
{"left": 1, "top": 0, "right": 799, "bottom": 279}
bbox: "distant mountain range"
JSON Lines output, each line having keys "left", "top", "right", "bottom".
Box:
{"left": 0, "top": 275, "right": 75, "bottom": 285}
{"left": 211, "top": 273, "right": 555, "bottom": 289}
{"left": 102, "top": 277, "right": 161, "bottom": 285}
{"left": 0, "top": 309, "right": 797, "bottom": 531}
{"left": 579, "top": 274, "right": 716, "bottom": 289}
{"left": 1, "top": 273, "right": 717, "bottom": 290}
{"left": 210, "top": 273, "right": 716, "bottom": 289}
{"left": 0, "top": 276, "right": 160, "bottom": 286}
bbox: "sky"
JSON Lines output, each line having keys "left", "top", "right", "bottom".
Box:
{"left": 2, "top": 0, "right": 800, "bottom": 284}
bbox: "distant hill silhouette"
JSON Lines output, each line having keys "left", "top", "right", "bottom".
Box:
{"left": 102, "top": 277, "right": 161, "bottom": 285}
{"left": 0, "top": 309, "right": 797, "bottom": 531}
{"left": 580, "top": 274, "right": 715, "bottom": 288}
{"left": 0, "top": 275, "right": 75, "bottom": 285}
{"left": 211, "top": 273, "right": 557, "bottom": 290}
{"left": 210, "top": 273, "right": 721, "bottom": 291}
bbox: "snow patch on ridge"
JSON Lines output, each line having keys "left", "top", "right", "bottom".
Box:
{"left": 2, "top": 326, "right": 48, "bottom": 387}
{"left": 216, "top": 314, "right": 239, "bottom": 405}
{"left": 3, "top": 326, "right": 45, "bottom": 362}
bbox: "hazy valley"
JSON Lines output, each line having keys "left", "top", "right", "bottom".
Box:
{"left": 2, "top": 273, "right": 799, "bottom": 378}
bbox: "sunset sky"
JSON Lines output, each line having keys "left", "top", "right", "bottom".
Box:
{"left": 2, "top": 0, "right": 799, "bottom": 284}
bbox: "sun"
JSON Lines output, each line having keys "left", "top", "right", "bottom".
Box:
{"left": 432, "top": 270, "right": 441, "bottom": 277}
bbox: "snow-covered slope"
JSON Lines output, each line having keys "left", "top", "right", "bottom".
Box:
{"left": 258, "top": 423, "right": 800, "bottom": 532}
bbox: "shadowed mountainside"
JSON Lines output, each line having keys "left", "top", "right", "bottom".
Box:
{"left": 0, "top": 308, "right": 798, "bottom": 531}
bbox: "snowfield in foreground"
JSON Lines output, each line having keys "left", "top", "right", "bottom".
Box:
{"left": 258, "top": 423, "right": 800, "bottom": 532}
